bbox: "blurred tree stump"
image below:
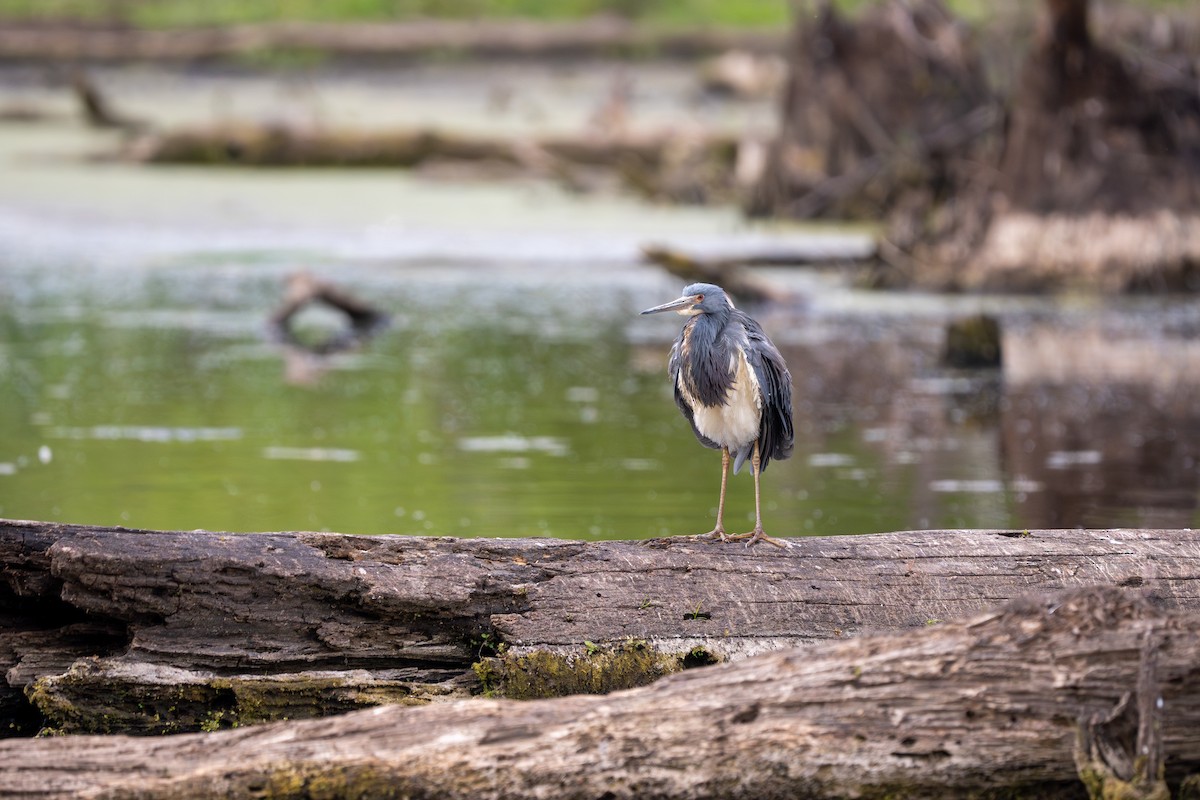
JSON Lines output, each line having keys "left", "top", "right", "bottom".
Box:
{"left": 3, "top": 586, "right": 1200, "bottom": 798}
{"left": 941, "top": 313, "right": 1002, "bottom": 368}
{"left": 953, "top": 0, "right": 1200, "bottom": 291}
{"left": 754, "top": 0, "right": 1200, "bottom": 292}
{"left": 748, "top": 0, "right": 996, "bottom": 221}
{"left": 4, "top": 520, "right": 1200, "bottom": 737}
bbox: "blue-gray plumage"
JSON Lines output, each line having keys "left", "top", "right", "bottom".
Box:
{"left": 641, "top": 283, "right": 794, "bottom": 547}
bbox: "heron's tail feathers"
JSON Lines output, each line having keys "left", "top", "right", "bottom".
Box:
{"left": 732, "top": 444, "right": 753, "bottom": 475}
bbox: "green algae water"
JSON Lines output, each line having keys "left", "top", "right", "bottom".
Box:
{"left": 6, "top": 247, "right": 1199, "bottom": 538}
{"left": 0, "top": 255, "right": 926, "bottom": 538}
{"left": 2, "top": 68, "right": 1199, "bottom": 538}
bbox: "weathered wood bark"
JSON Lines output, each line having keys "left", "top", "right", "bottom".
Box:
{"left": 3, "top": 586, "right": 1200, "bottom": 799}
{"left": 3, "top": 520, "right": 1200, "bottom": 738}
{"left": 0, "top": 19, "right": 782, "bottom": 63}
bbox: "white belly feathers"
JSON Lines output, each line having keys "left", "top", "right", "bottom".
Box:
{"left": 680, "top": 350, "right": 762, "bottom": 449}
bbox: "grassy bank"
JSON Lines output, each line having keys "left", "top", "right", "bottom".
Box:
{"left": 2, "top": 0, "right": 1191, "bottom": 31}
{"left": 0, "top": 0, "right": 793, "bottom": 29}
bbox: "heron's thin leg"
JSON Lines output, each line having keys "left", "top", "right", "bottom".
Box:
{"left": 696, "top": 449, "right": 730, "bottom": 541}
{"left": 715, "top": 448, "right": 730, "bottom": 534}
{"left": 725, "top": 440, "right": 788, "bottom": 548}
{"left": 751, "top": 440, "right": 762, "bottom": 531}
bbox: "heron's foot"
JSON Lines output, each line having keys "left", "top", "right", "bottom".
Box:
{"left": 694, "top": 527, "right": 731, "bottom": 543}
{"left": 723, "top": 527, "right": 789, "bottom": 549}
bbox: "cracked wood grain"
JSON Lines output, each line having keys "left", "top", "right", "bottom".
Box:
{"left": 1, "top": 586, "right": 1199, "bottom": 799}
{"left": 2, "top": 520, "right": 1200, "bottom": 735}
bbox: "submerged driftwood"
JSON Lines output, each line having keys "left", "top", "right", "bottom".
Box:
{"left": 3, "top": 586, "right": 1200, "bottom": 798}
{"left": 639, "top": 243, "right": 794, "bottom": 305}
{"left": 3, "top": 519, "right": 1200, "bottom": 738}
{"left": 267, "top": 271, "right": 389, "bottom": 355}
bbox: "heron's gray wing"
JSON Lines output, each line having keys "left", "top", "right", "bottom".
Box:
{"left": 669, "top": 335, "right": 721, "bottom": 451}
{"left": 740, "top": 314, "right": 794, "bottom": 471}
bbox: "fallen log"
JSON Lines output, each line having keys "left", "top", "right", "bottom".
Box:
{"left": 640, "top": 233, "right": 877, "bottom": 301}
{"left": 126, "top": 120, "right": 734, "bottom": 173}
{"left": 3, "top": 520, "right": 1200, "bottom": 737}
{"left": 119, "top": 122, "right": 753, "bottom": 202}
{"left": 128, "top": 124, "right": 636, "bottom": 167}
{"left": 3, "top": 585, "right": 1200, "bottom": 799}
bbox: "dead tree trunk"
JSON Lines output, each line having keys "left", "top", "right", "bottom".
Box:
{"left": 2, "top": 586, "right": 1200, "bottom": 799}
{"left": 3, "top": 519, "right": 1200, "bottom": 738}
{"left": 755, "top": 0, "right": 1200, "bottom": 292}
{"left": 748, "top": 0, "right": 994, "bottom": 222}
{"left": 954, "top": 0, "right": 1200, "bottom": 291}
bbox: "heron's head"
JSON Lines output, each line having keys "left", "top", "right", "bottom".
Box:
{"left": 639, "top": 283, "right": 732, "bottom": 317}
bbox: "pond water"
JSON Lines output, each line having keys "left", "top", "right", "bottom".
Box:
{"left": 2, "top": 65, "right": 1199, "bottom": 539}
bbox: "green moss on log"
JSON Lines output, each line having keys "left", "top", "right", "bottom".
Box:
{"left": 25, "top": 660, "right": 443, "bottom": 735}
{"left": 228, "top": 761, "right": 424, "bottom": 800}
{"left": 1076, "top": 762, "right": 1169, "bottom": 800}
{"left": 474, "top": 639, "right": 721, "bottom": 699}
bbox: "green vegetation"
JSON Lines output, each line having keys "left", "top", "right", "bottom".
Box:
{"left": 474, "top": 639, "right": 695, "bottom": 699}
{"left": 0, "top": 0, "right": 790, "bottom": 28}
{"left": 0, "top": 0, "right": 1191, "bottom": 30}
{"left": 26, "top": 665, "right": 432, "bottom": 735}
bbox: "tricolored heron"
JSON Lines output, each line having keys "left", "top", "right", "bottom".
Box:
{"left": 641, "top": 283, "right": 794, "bottom": 547}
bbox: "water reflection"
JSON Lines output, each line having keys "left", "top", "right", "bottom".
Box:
{"left": 1001, "top": 324, "right": 1200, "bottom": 529}
{"left": 1, "top": 260, "right": 1198, "bottom": 537}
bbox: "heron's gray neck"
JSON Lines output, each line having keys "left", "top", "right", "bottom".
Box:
{"left": 683, "top": 312, "right": 736, "bottom": 407}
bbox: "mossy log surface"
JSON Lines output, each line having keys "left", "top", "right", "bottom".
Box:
{"left": 3, "top": 520, "right": 1200, "bottom": 739}
{"left": 4, "top": 585, "right": 1200, "bottom": 799}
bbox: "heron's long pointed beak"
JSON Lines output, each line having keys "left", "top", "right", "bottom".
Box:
{"left": 640, "top": 296, "right": 695, "bottom": 315}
